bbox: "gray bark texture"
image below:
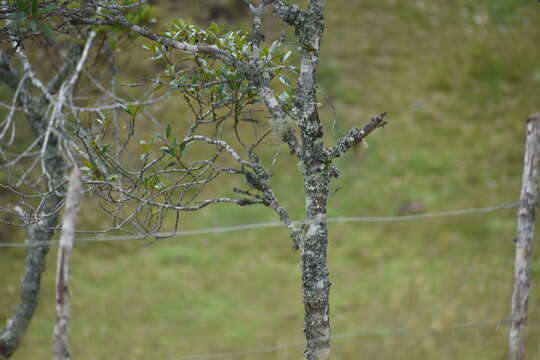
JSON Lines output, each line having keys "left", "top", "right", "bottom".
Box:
{"left": 53, "top": 167, "right": 82, "bottom": 360}
{"left": 0, "top": 45, "right": 82, "bottom": 359}
{"left": 292, "top": 2, "right": 332, "bottom": 358}
{"left": 265, "top": 2, "right": 385, "bottom": 358}
{"left": 0, "top": 211, "right": 58, "bottom": 359}
{"left": 508, "top": 114, "right": 540, "bottom": 360}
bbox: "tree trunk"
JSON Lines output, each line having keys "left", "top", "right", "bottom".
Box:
{"left": 301, "top": 154, "right": 332, "bottom": 360}
{"left": 0, "top": 118, "right": 65, "bottom": 359}
{"left": 0, "top": 192, "right": 62, "bottom": 359}
{"left": 508, "top": 114, "right": 540, "bottom": 360}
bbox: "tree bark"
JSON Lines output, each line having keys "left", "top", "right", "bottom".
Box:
{"left": 0, "top": 217, "right": 56, "bottom": 359}
{"left": 294, "top": 2, "right": 332, "bottom": 359}
{"left": 53, "top": 167, "right": 82, "bottom": 360}
{"left": 508, "top": 114, "right": 540, "bottom": 360}
{"left": 302, "top": 177, "right": 331, "bottom": 360}
{"left": 0, "top": 129, "right": 65, "bottom": 359}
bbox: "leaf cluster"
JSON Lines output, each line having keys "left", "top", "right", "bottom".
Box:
{"left": 5, "top": 0, "right": 57, "bottom": 38}
{"left": 143, "top": 19, "right": 300, "bottom": 128}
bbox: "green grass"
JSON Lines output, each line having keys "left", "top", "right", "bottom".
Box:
{"left": 2, "top": 0, "right": 540, "bottom": 359}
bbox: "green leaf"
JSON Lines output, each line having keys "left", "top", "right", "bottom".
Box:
{"left": 140, "top": 141, "right": 151, "bottom": 154}
{"left": 282, "top": 50, "right": 292, "bottom": 63}
{"left": 15, "top": 0, "right": 27, "bottom": 12}
{"left": 101, "top": 143, "right": 111, "bottom": 153}
{"left": 36, "top": 21, "right": 54, "bottom": 39}
{"left": 164, "top": 161, "right": 176, "bottom": 169}
{"left": 284, "top": 65, "right": 300, "bottom": 75}
{"left": 29, "top": 20, "right": 38, "bottom": 32}
{"left": 82, "top": 160, "right": 96, "bottom": 171}
{"left": 36, "top": 4, "right": 59, "bottom": 16}
{"left": 30, "top": 0, "right": 37, "bottom": 15}
{"left": 278, "top": 75, "right": 291, "bottom": 87}
{"left": 268, "top": 40, "right": 280, "bottom": 54}
{"left": 7, "top": 12, "right": 26, "bottom": 23}
{"left": 127, "top": 104, "right": 144, "bottom": 117}
{"left": 160, "top": 146, "right": 176, "bottom": 157}
{"left": 166, "top": 124, "right": 172, "bottom": 139}
{"left": 116, "top": 102, "right": 129, "bottom": 113}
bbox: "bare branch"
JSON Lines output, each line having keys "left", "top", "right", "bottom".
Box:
{"left": 183, "top": 135, "right": 251, "bottom": 167}
{"left": 64, "top": 10, "right": 244, "bottom": 70}
{"left": 264, "top": 0, "right": 306, "bottom": 27}
{"left": 53, "top": 167, "right": 82, "bottom": 360}
{"left": 244, "top": 154, "right": 301, "bottom": 248}
{"left": 92, "top": 0, "right": 149, "bottom": 10}
{"left": 324, "top": 112, "right": 387, "bottom": 160}
{"left": 248, "top": 2, "right": 265, "bottom": 59}
{"left": 47, "top": 44, "right": 85, "bottom": 94}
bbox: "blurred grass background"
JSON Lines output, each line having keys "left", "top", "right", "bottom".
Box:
{"left": 2, "top": 0, "right": 540, "bottom": 359}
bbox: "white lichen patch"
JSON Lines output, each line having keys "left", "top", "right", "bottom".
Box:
{"left": 270, "top": 116, "right": 297, "bottom": 139}
{"left": 314, "top": 347, "right": 331, "bottom": 360}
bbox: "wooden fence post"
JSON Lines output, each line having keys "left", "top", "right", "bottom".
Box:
{"left": 508, "top": 114, "right": 540, "bottom": 360}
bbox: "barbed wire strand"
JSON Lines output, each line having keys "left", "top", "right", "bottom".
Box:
{"left": 168, "top": 317, "right": 512, "bottom": 360}
{"left": 0, "top": 202, "right": 519, "bottom": 248}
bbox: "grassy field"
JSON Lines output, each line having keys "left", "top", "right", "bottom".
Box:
{"left": 2, "top": 0, "right": 540, "bottom": 359}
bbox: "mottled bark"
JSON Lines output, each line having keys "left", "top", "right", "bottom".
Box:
{"left": 325, "top": 113, "right": 387, "bottom": 160}
{"left": 301, "top": 173, "right": 331, "bottom": 360}
{"left": 54, "top": 167, "right": 82, "bottom": 360}
{"left": 292, "top": 2, "right": 334, "bottom": 359}
{"left": 0, "top": 218, "right": 56, "bottom": 359}
{"left": 508, "top": 114, "right": 540, "bottom": 360}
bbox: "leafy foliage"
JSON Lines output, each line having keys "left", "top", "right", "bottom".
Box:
{"left": 6, "top": 0, "right": 57, "bottom": 38}
{"left": 142, "top": 19, "right": 300, "bottom": 140}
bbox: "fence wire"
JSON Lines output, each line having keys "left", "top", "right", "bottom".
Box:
{"left": 0, "top": 202, "right": 519, "bottom": 248}
{"left": 0, "top": 201, "right": 526, "bottom": 360}
{"left": 169, "top": 317, "right": 512, "bottom": 360}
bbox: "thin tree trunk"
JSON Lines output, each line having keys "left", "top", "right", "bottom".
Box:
{"left": 296, "top": 1, "right": 331, "bottom": 356}
{"left": 302, "top": 187, "right": 331, "bottom": 360}
{"left": 0, "top": 135, "right": 65, "bottom": 359}
{"left": 0, "top": 217, "right": 57, "bottom": 359}
{"left": 53, "top": 167, "right": 82, "bottom": 360}
{"left": 301, "top": 132, "right": 332, "bottom": 360}
{"left": 508, "top": 114, "right": 540, "bottom": 360}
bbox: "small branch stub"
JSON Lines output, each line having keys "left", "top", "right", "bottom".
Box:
{"left": 508, "top": 113, "right": 540, "bottom": 360}
{"left": 325, "top": 112, "right": 387, "bottom": 160}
